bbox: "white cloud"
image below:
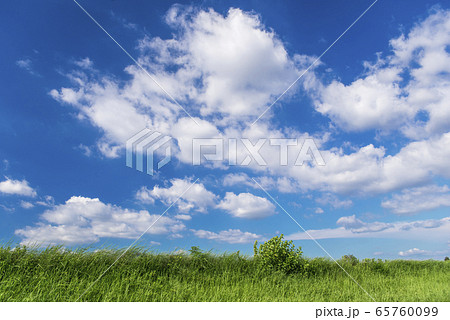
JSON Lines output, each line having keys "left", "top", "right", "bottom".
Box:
{"left": 110, "top": 11, "right": 138, "bottom": 31}
{"left": 398, "top": 248, "right": 430, "bottom": 257}
{"left": 36, "top": 195, "right": 55, "bottom": 207}
{"left": 50, "top": 6, "right": 301, "bottom": 158}
{"left": 0, "top": 204, "right": 14, "bottom": 212}
{"left": 217, "top": 192, "right": 276, "bottom": 219}
{"left": 163, "top": 6, "right": 298, "bottom": 118}
{"left": 16, "top": 224, "right": 99, "bottom": 245}
{"left": 382, "top": 184, "right": 450, "bottom": 215}
{"left": 288, "top": 216, "right": 450, "bottom": 241}
{"left": 50, "top": 78, "right": 151, "bottom": 158}
{"left": 312, "top": 66, "right": 411, "bottom": 131}
{"left": 136, "top": 178, "right": 217, "bottom": 213}
{"left": 223, "top": 173, "right": 254, "bottom": 187}
{"left": 16, "top": 58, "right": 32, "bottom": 70}
{"left": 284, "top": 131, "right": 450, "bottom": 195}
{"left": 191, "top": 228, "right": 261, "bottom": 244}
{"left": 16, "top": 58, "right": 39, "bottom": 76}
{"left": 186, "top": 102, "right": 450, "bottom": 199}
{"left": 74, "top": 57, "right": 93, "bottom": 69}
{"left": 315, "top": 208, "right": 324, "bottom": 214}
{"left": 315, "top": 193, "right": 352, "bottom": 209}
{"left": 222, "top": 173, "right": 289, "bottom": 192}
{"left": 48, "top": 6, "right": 450, "bottom": 203}
{"left": 309, "top": 9, "right": 450, "bottom": 137}
{"left": 336, "top": 215, "right": 391, "bottom": 233}
{"left": 15, "top": 196, "right": 185, "bottom": 245}
{"left": 20, "top": 201, "right": 34, "bottom": 209}
{"left": 77, "top": 144, "right": 93, "bottom": 157}
{"left": 0, "top": 178, "right": 37, "bottom": 197}
{"left": 336, "top": 215, "right": 365, "bottom": 229}
{"left": 171, "top": 116, "right": 221, "bottom": 165}
{"left": 174, "top": 214, "right": 192, "bottom": 221}
{"left": 135, "top": 187, "right": 155, "bottom": 205}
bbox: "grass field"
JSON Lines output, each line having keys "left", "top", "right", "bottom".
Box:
{"left": 0, "top": 246, "right": 449, "bottom": 302}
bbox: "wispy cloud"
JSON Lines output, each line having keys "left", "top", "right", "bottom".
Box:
{"left": 191, "top": 228, "right": 261, "bottom": 244}
{"left": 16, "top": 58, "right": 40, "bottom": 76}
{"left": 382, "top": 184, "right": 450, "bottom": 215}
{"left": 288, "top": 216, "right": 450, "bottom": 241}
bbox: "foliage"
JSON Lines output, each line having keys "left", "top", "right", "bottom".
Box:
{"left": 445, "top": 256, "right": 449, "bottom": 261}
{"left": 253, "top": 235, "right": 307, "bottom": 274}
{"left": 340, "top": 254, "right": 359, "bottom": 266}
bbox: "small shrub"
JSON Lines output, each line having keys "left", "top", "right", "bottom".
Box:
{"left": 445, "top": 256, "right": 449, "bottom": 261}
{"left": 341, "top": 254, "right": 359, "bottom": 266}
{"left": 188, "top": 246, "right": 203, "bottom": 257}
{"left": 253, "top": 234, "right": 307, "bottom": 274}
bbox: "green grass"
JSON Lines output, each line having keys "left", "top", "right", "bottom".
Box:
{"left": 0, "top": 246, "right": 448, "bottom": 301}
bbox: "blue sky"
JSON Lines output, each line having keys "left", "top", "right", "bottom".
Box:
{"left": 1, "top": 0, "right": 450, "bottom": 260}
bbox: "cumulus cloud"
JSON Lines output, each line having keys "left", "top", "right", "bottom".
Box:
{"left": 309, "top": 9, "right": 450, "bottom": 137}
{"left": 160, "top": 6, "right": 298, "bottom": 118}
{"left": 217, "top": 192, "right": 276, "bottom": 219}
{"left": 312, "top": 66, "right": 411, "bottom": 131}
{"left": 49, "top": 5, "right": 450, "bottom": 205}
{"left": 136, "top": 178, "right": 217, "bottom": 213}
{"left": 50, "top": 77, "right": 150, "bottom": 158}
{"left": 191, "top": 228, "right": 261, "bottom": 244}
{"left": 15, "top": 196, "right": 185, "bottom": 245}
{"left": 382, "top": 184, "right": 450, "bottom": 215}
{"left": 284, "top": 131, "right": 450, "bottom": 195}
{"left": 50, "top": 6, "right": 300, "bottom": 158}
{"left": 0, "top": 178, "right": 37, "bottom": 197}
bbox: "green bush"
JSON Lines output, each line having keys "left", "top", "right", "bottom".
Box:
{"left": 445, "top": 256, "right": 449, "bottom": 261}
{"left": 341, "top": 254, "right": 359, "bottom": 266}
{"left": 253, "top": 234, "right": 307, "bottom": 274}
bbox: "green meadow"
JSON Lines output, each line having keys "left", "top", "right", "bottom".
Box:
{"left": 0, "top": 245, "right": 448, "bottom": 302}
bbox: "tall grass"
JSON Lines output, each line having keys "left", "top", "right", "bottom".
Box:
{"left": 0, "top": 246, "right": 448, "bottom": 301}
